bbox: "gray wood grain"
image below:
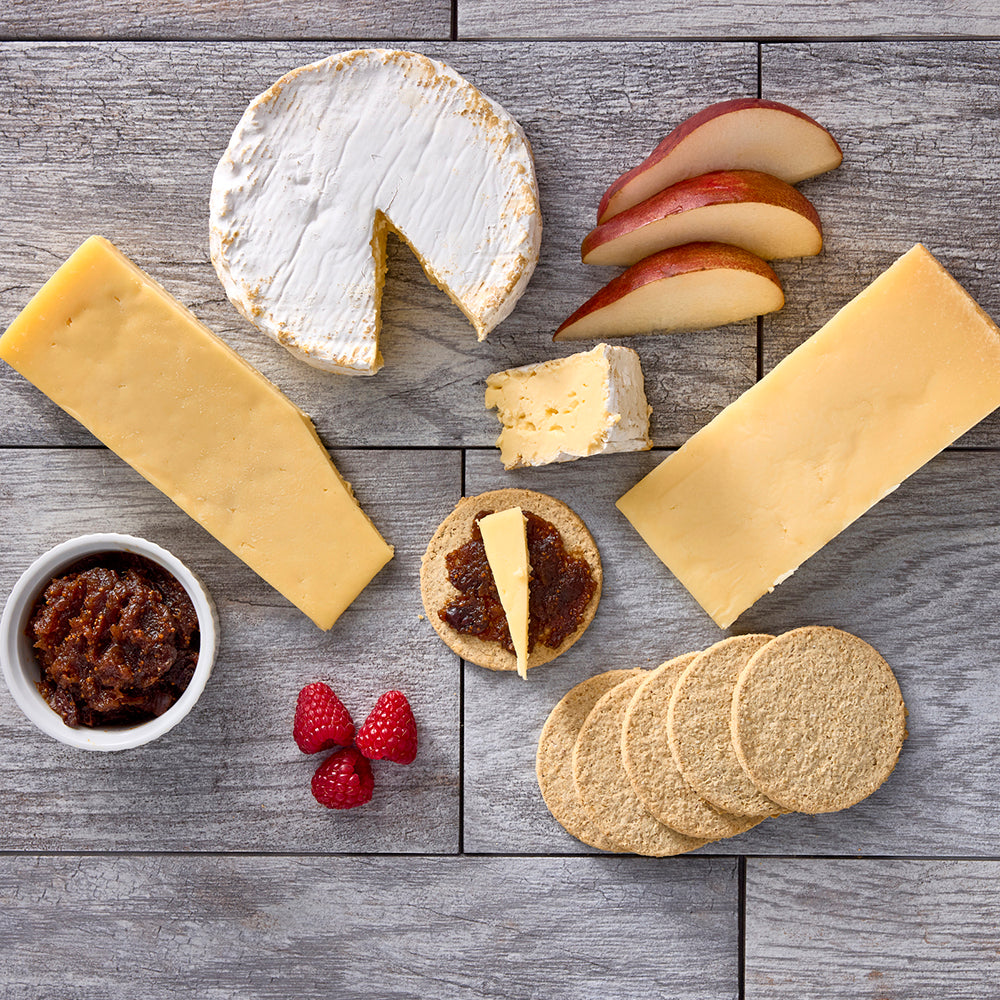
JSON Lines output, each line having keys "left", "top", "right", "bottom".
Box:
{"left": 0, "top": 447, "right": 462, "bottom": 852}
{"left": 746, "top": 859, "right": 1000, "bottom": 998}
{"left": 460, "top": 449, "right": 735, "bottom": 854}
{"left": 761, "top": 41, "right": 1000, "bottom": 448}
{"left": 1, "top": 0, "right": 450, "bottom": 39}
{"left": 461, "top": 449, "right": 1000, "bottom": 856}
{"left": 0, "top": 854, "right": 739, "bottom": 1000}
{"left": 458, "top": 1, "right": 1000, "bottom": 38}
{"left": 0, "top": 40, "right": 757, "bottom": 450}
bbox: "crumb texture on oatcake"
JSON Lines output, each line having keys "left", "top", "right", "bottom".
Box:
{"left": 731, "top": 626, "right": 906, "bottom": 813}
{"left": 573, "top": 674, "right": 708, "bottom": 857}
{"left": 623, "top": 653, "right": 765, "bottom": 840}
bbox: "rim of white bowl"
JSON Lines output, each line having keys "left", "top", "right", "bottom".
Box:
{"left": 0, "top": 533, "right": 218, "bottom": 752}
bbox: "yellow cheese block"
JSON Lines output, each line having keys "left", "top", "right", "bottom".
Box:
{"left": 0, "top": 236, "right": 393, "bottom": 629}
{"left": 478, "top": 507, "right": 530, "bottom": 679}
{"left": 617, "top": 244, "right": 1000, "bottom": 628}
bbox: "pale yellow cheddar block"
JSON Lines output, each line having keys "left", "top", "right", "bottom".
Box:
{"left": 478, "top": 507, "right": 530, "bottom": 679}
{"left": 617, "top": 244, "right": 1000, "bottom": 628}
{"left": 0, "top": 236, "right": 393, "bottom": 629}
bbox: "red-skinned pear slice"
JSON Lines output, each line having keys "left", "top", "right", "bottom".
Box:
{"left": 554, "top": 242, "right": 783, "bottom": 342}
{"left": 583, "top": 170, "right": 822, "bottom": 267}
{"left": 597, "top": 98, "right": 842, "bottom": 223}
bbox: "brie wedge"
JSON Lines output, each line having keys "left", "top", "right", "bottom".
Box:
{"left": 485, "top": 343, "right": 653, "bottom": 468}
{"left": 210, "top": 48, "right": 542, "bottom": 375}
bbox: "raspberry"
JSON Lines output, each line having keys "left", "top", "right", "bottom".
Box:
{"left": 311, "top": 747, "right": 374, "bottom": 810}
{"left": 356, "top": 690, "right": 418, "bottom": 764}
{"left": 293, "top": 682, "right": 355, "bottom": 754}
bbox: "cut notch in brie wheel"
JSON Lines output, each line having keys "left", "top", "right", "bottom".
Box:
{"left": 210, "top": 48, "right": 542, "bottom": 375}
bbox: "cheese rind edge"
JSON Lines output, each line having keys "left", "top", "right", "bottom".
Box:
{"left": 485, "top": 343, "right": 652, "bottom": 469}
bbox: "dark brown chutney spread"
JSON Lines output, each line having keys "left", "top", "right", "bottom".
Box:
{"left": 440, "top": 510, "right": 596, "bottom": 653}
{"left": 27, "top": 553, "right": 200, "bottom": 728}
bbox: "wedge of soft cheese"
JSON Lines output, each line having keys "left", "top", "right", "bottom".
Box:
{"left": 0, "top": 236, "right": 393, "bottom": 629}
{"left": 485, "top": 343, "right": 652, "bottom": 469}
{"left": 478, "top": 507, "right": 530, "bottom": 679}
{"left": 210, "top": 49, "right": 541, "bottom": 375}
{"left": 617, "top": 244, "right": 1000, "bottom": 628}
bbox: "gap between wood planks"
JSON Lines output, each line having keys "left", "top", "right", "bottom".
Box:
{"left": 3, "top": 33, "right": 1000, "bottom": 42}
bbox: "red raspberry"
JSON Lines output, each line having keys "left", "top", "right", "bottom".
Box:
{"left": 311, "top": 747, "right": 374, "bottom": 810}
{"left": 293, "top": 682, "right": 355, "bottom": 754}
{"left": 356, "top": 690, "right": 418, "bottom": 764}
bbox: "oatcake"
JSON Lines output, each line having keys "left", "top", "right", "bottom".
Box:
{"left": 420, "top": 489, "right": 601, "bottom": 671}
{"left": 731, "top": 625, "right": 906, "bottom": 813}
{"left": 667, "top": 634, "right": 785, "bottom": 817}
{"left": 573, "top": 673, "right": 708, "bottom": 857}
{"left": 623, "top": 652, "right": 766, "bottom": 840}
{"left": 536, "top": 669, "right": 640, "bottom": 851}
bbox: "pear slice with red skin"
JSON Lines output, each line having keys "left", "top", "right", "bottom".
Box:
{"left": 554, "top": 242, "right": 783, "bottom": 342}
{"left": 597, "top": 98, "right": 842, "bottom": 223}
{"left": 583, "top": 170, "right": 822, "bottom": 267}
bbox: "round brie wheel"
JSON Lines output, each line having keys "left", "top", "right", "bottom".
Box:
{"left": 210, "top": 48, "right": 542, "bottom": 375}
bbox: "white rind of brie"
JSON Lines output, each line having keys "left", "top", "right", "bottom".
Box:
{"left": 210, "top": 48, "right": 542, "bottom": 375}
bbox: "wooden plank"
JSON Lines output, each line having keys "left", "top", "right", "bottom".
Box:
{"left": 460, "top": 449, "right": 1000, "bottom": 856}
{"left": 1, "top": 1, "right": 450, "bottom": 39}
{"left": 0, "top": 40, "right": 757, "bottom": 449}
{"left": 0, "top": 447, "right": 462, "bottom": 852}
{"left": 761, "top": 41, "right": 1000, "bottom": 448}
{"left": 0, "top": 854, "right": 738, "bottom": 1000}
{"left": 458, "top": 1, "right": 1000, "bottom": 38}
{"left": 746, "top": 859, "right": 1000, "bottom": 997}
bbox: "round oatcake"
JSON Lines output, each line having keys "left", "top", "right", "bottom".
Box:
{"left": 420, "top": 489, "right": 602, "bottom": 671}
{"left": 731, "top": 626, "right": 906, "bottom": 813}
{"left": 536, "top": 669, "right": 641, "bottom": 851}
{"left": 668, "top": 634, "right": 785, "bottom": 818}
{"left": 622, "top": 653, "right": 766, "bottom": 840}
{"left": 572, "top": 673, "right": 708, "bottom": 857}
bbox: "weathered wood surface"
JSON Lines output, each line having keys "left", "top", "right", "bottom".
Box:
{"left": 0, "top": 40, "right": 757, "bottom": 450}
{"left": 0, "top": 448, "right": 462, "bottom": 852}
{"left": 0, "top": 855, "right": 739, "bottom": 1000}
{"left": 1, "top": 1, "right": 451, "bottom": 39}
{"left": 458, "top": 1, "right": 1000, "bottom": 39}
{"left": 3, "top": 29, "right": 1000, "bottom": 998}
{"left": 462, "top": 449, "right": 1000, "bottom": 856}
{"left": 761, "top": 41, "right": 1000, "bottom": 449}
{"left": 6, "top": 0, "right": 1000, "bottom": 42}
{"left": 745, "top": 859, "right": 1000, "bottom": 997}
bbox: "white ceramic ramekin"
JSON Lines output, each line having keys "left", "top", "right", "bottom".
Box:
{"left": 0, "top": 533, "right": 218, "bottom": 751}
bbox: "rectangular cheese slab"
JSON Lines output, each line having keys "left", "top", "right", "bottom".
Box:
{"left": 0, "top": 236, "right": 393, "bottom": 629}
{"left": 484, "top": 343, "right": 651, "bottom": 469}
{"left": 617, "top": 244, "right": 1000, "bottom": 628}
